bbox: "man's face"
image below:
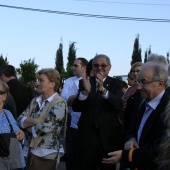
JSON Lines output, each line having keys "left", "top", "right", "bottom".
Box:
{"left": 92, "top": 57, "right": 111, "bottom": 78}
{"left": 72, "top": 59, "right": 86, "bottom": 77}
{"left": 137, "top": 67, "right": 164, "bottom": 101}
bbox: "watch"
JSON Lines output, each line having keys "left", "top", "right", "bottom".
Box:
{"left": 100, "top": 88, "right": 107, "bottom": 95}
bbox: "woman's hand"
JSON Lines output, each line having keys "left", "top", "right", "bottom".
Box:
{"left": 16, "top": 130, "right": 25, "bottom": 141}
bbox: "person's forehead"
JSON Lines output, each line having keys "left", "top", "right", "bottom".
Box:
{"left": 138, "top": 67, "right": 152, "bottom": 78}
{"left": 94, "top": 57, "right": 108, "bottom": 63}
{"left": 74, "top": 59, "right": 81, "bottom": 64}
{"left": 132, "top": 65, "right": 141, "bottom": 70}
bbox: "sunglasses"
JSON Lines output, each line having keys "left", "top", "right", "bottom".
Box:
{"left": 73, "top": 64, "right": 82, "bottom": 68}
{"left": 93, "top": 63, "right": 108, "bottom": 69}
{"left": 131, "top": 70, "right": 140, "bottom": 73}
{"left": 0, "top": 90, "right": 6, "bottom": 95}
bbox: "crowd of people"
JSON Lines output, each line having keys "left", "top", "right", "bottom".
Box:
{"left": 0, "top": 53, "right": 170, "bottom": 170}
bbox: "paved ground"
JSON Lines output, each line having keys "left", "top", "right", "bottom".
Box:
{"left": 57, "top": 162, "right": 120, "bottom": 170}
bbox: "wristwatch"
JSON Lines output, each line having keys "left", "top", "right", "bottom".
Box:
{"left": 100, "top": 87, "right": 107, "bottom": 95}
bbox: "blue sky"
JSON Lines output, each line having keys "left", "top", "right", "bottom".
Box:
{"left": 0, "top": 0, "right": 170, "bottom": 76}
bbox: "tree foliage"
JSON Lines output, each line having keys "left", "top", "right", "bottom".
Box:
{"left": 131, "top": 34, "right": 142, "bottom": 66}
{"left": 55, "top": 41, "right": 65, "bottom": 85}
{"left": 66, "top": 42, "right": 76, "bottom": 78}
{"left": 55, "top": 41, "right": 64, "bottom": 73}
{"left": 144, "top": 46, "right": 152, "bottom": 63}
{"left": 0, "top": 54, "right": 9, "bottom": 66}
{"left": 19, "top": 58, "right": 39, "bottom": 85}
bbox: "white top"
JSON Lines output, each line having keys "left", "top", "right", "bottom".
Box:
{"left": 61, "top": 76, "right": 82, "bottom": 129}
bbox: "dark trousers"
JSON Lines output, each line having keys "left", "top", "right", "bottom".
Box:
{"left": 66, "top": 127, "right": 79, "bottom": 170}
{"left": 78, "top": 128, "right": 116, "bottom": 170}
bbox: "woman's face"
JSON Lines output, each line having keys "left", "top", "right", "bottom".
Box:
{"left": 36, "top": 74, "right": 55, "bottom": 94}
{"left": 0, "top": 84, "right": 7, "bottom": 108}
{"left": 131, "top": 65, "right": 141, "bottom": 80}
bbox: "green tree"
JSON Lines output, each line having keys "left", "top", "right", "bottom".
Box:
{"left": 55, "top": 40, "right": 65, "bottom": 85}
{"left": 144, "top": 46, "right": 152, "bottom": 63}
{"left": 19, "top": 58, "right": 39, "bottom": 85}
{"left": 167, "top": 52, "right": 169, "bottom": 64}
{"left": 167, "top": 52, "right": 170, "bottom": 75}
{"left": 131, "top": 34, "right": 142, "bottom": 66}
{"left": 0, "top": 54, "right": 9, "bottom": 66}
{"left": 144, "top": 51, "right": 148, "bottom": 63}
{"left": 66, "top": 42, "right": 76, "bottom": 78}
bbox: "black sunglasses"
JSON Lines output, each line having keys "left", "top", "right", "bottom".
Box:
{"left": 131, "top": 70, "right": 140, "bottom": 73}
{"left": 93, "top": 63, "right": 108, "bottom": 69}
{"left": 0, "top": 90, "right": 6, "bottom": 95}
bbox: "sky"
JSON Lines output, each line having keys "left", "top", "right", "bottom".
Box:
{"left": 0, "top": 0, "right": 170, "bottom": 77}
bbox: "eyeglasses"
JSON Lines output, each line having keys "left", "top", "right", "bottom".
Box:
{"left": 0, "top": 90, "right": 6, "bottom": 95}
{"left": 93, "top": 63, "right": 108, "bottom": 69}
{"left": 73, "top": 64, "right": 82, "bottom": 68}
{"left": 131, "top": 70, "right": 140, "bottom": 73}
{"left": 137, "top": 79, "right": 162, "bottom": 86}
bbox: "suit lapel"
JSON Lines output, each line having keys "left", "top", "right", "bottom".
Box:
{"left": 139, "top": 92, "right": 169, "bottom": 145}
{"left": 103, "top": 76, "right": 111, "bottom": 90}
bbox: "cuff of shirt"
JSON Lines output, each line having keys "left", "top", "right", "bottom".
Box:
{"left": 19, "top": 117, "right": 27, "bottom": 128}
{"left": 102, "top": 90, "right": 109, "bottom": 99}
{"left": 78, "top": 92, "right": 88, "bottom": 100}
{"left": 32, "top": 126, "right": 38, "bottom": 138}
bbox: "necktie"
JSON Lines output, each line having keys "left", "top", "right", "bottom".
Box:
{"left": 137, "top": 102, "right": 152, "bottom": 142}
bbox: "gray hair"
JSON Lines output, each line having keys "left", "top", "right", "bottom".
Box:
{"left": 141, "top": 62, "right": 169, "bottom": 87}
{"left": 93, "top": 54, "right": 111, "bottom": 65}
{"left": 148, "top": 53, "right": 169, "bottom": 70}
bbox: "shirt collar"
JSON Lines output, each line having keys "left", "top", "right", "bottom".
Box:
{"left": 147, "top": 90, "right": 165, "bottom": 110}
{"left": 36, "top": 92, "right": 57, "bottom": 103}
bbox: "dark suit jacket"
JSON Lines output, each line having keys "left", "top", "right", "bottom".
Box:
{"left": 7, "top": 78, "right": 32, "bottom": 117}
{"left": 72, "top": 76, "right": 124, "bottom": 155}
{"left": 120, "top": 91, "right": 170, "bottom": 170}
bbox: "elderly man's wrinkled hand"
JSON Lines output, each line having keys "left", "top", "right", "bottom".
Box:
{"left": 102, "top": 150, "right": 122, "bottom": 164}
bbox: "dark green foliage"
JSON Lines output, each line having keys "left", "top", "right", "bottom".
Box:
{"left": 0, "top": 54, "right": 9, "bottom": 66}
{"left": 19, "top": 58, "right": 39, "bottom": 85}
{"left": 55, "top": 41, "right": 65, "bottom": 85}
{"left": 167, "top": 52, "right": 169, "bottom": 64}
{"left": 167, "top": 52, "right": 170, "bottom": 75}
{"left": 144, "top": 46, "right": 152, "bottom": 63}
{"left": 55, "top": 41, "right": 64, "bottom": 73}
{"left": 66, "top": 42, "right": 76, "bottom": 78}
{"left": 131, "top": 34, "right": 142, "bottom": 66}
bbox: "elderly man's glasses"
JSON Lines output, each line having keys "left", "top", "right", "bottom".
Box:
{"left": 137, "top": 79, "right": 162, "bottom": 86}
{"left": 93, "top": 63, "right": 108, "bottom": 69}
{"left": 0, "top": 90, "right": 6, "bottom": 95}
